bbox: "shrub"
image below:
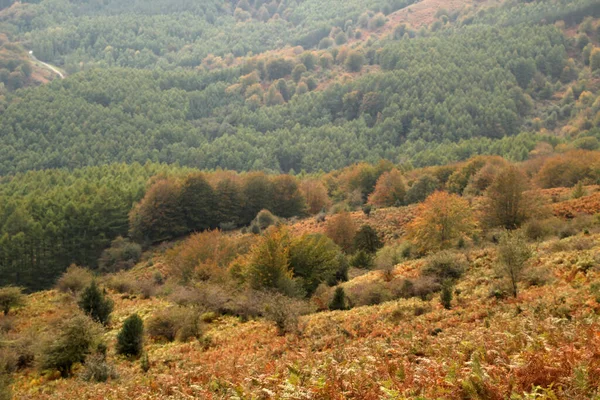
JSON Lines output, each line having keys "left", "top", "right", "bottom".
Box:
{"left": 375, "top": 245, "right": 403, "bottom": 281}
{"left": 38, "top": 315, "right": 102, "bottom": 377}
{"left": 135, "top": 279, "right": 156, "bottom": 300}
{"left": 0, "top": 287, "right": 24, "bottom": 316}
{"left": 440, "top": 282, "right": 453, "bottom": 310}
{"left": 332, "top": 253, "right": 349, "bottom": 283}
{"left": 350, "top": 250, "right": 374, "bottom": 269}
{"left": 98, "top": 236, "right": 142, "bottom": 273}
{"left": 523, "top": 219, "right": 553, "bottom": 241}
{"left": 104, "top": 272, "right": 135, "bottom": 294}
{"left": 146, "top": 310, "right": 179, "bottom": 342}
{"left": 56, "top": 265, "right": 93, "bottom": 294}
{"left": 422, "top": 251, "right": 466, "bottom": 282}
{"left": 80, "top": 353, "right": 118, "bottom": 382}
{"left": 254, "top": 209, "right": 278, "bottom": 230}
{"left": 412, "top": 276, "right": 441, "bottom": 301}
{"left": 0, "top": 335, "right": 35, "bottom": 372}
{"left": 146, "top": 307, "right": 201, "bottom": 342}
{"left": 165, "top": 230, "right": 248, "bottom": 283}
{"left": 0, "top": 317, "right": 13, "bottom": 334}
{"left": 263, "top": 293, "right": 307, "bottom": 336}
{"left": 116, "top": 314, "right": 144, "bottom": 358}
{"left": 78, "top": 281, "right": 114, "bottom": 325}
{"left": 347, "top": 281, "right": 392, "bottom": 306}
{"left": 329, "top": 287, "right": 347, "bottom": 310}
{"left": 140, "top": 352, "right": 150, "bottom": 373}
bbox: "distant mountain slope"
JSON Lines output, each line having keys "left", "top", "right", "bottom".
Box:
{"left": 0, "top": 0, "right": 598, "bottom": 175}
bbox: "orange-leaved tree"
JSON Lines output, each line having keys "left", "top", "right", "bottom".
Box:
{"left": 368, "top": 168, "right": 406, "bottom": 207}
{"left": 299, "top": 179, "right": 331, "bottom": 214}
{"left": 406, "top": 191, "right": 476, "bottom": 253}
{"left": 324, "top": 212, "right": 358, "bottom": 253}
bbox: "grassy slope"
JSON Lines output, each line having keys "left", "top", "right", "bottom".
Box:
{"left": 5, "top": 188, "right": 600, "bottom": 399}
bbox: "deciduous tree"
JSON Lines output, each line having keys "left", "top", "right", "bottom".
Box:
{"left": 406, "top": 192, "right": 476, "bottom": 253}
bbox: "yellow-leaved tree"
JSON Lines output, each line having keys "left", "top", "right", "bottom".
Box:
{"left": 406, "top": 191, "right": 476, "bottom": 253}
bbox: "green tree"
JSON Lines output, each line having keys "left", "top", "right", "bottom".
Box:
{"left": 353, "top": 225, "right": 383, "bottom": 254}
{"left": 591, "top": 47, "right": 600, "bottom": 72}
{"left": 345, "top": 50, "right": 365, "bottom": 72}
{"left": 335, "top": 32, "right": 348, "bottom": 45}
{"left": 271, "top": 175, "right": 306, "bottom": 218}
{"left": 440, "top": 281, "right": 453, "bottom": 310}
{"left": 247, "top": 228, "right": 294, "bottom": 294}
{"left": 289, "top": 233, "right": 341, "bottom": 296}
{"left": 329, "top": 287, "right": 347, "bottom": 310}
{"left": 510, "top": 58, "right": 536, "bottom": 89}
{"left": 129, "top": 179, "right": 186, "bottom": 244}
{"left": 405, "top": 175, "right": 439, "bottom": 204}
{"left": 180, "top": 173, "right": 216, "bottom": 232}
{"left": 116, "top": 314, "right": 144, "bottom": 357}
{"left": 242, "top": 173, "right": 274, "bottom": 224}
{"left": 78, "top": 281, "right": 114, "bottom": 326}
{"left": 39, "top": 315, "right": 101, "bottom": 377}
{"left": 292, "top": 64, "right": 307, "bottom": 83}
{"left": 483, "top": 166, "right": 542, "bottom": 230}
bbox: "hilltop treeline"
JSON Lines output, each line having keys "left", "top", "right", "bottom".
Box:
{"left": 1, "top": 150, "right": 600, "bottom": 290}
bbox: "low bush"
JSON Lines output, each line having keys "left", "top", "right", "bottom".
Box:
{"left": 80, "top": 353, "right": 118, "bottom": 382}
{"left": 523, "top": 219, "right": 554, "bottom": 241}
{"left": 98, "top": 237, "right": 142, "bottom": 273}
{"left": 0, "top": 317, "right": 13, "bottom": 334}
{"left": 135, "top": 279, "right": 157, "bottom": 299}
{"left": 0, "top": 335, "right": 35, "bottom": 372}
{"left": 56, "top": 265, "right": 93, "bottom": 294}
{"left": 254, "top": 209, "right": 278, "bottom": 230}
{"left": 412, "top": 276, "right": 442, "bottom": 301}
{"left": 346, "top": 281, "right": 393, "bottom": 307}
{"left": 523, "top": 266, "right": 552, "bottom": 288}
{"left": 262, "top": 293, "right": 309, "bottom": 336}
{"left": 350, "top": 250, "right": 374, "bottom": 269}
{"left": 0, "top": 287, "right": 25, "bottom": 316}
{"left": 422, "top": 251, "right": 466, "bottom": 282}
{"left": 146, "top": 307, "right": 202, "bottom": 342}
{"left": 104, "top": 272, "right": 135, "bottom": 294}
{"left": 169, "top": 283, "right": 231, "bottom": 314}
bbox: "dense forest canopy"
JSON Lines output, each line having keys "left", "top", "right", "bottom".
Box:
{"left": 0, "top": 1, "right": 597, "bottom": 174}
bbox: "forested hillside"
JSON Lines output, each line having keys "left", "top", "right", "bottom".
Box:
{"left": 0, "top": 0, "right": 598, "bottom": 174}
{"left": 4, "top": 1, "right": 600, "bottom": 397}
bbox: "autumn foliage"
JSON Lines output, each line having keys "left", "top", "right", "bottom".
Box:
{"left": 406, "top": 191, "right": 476, "bottom": 253}
{"left": 368, "top": 168, "right": 406, "bottom": 207}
